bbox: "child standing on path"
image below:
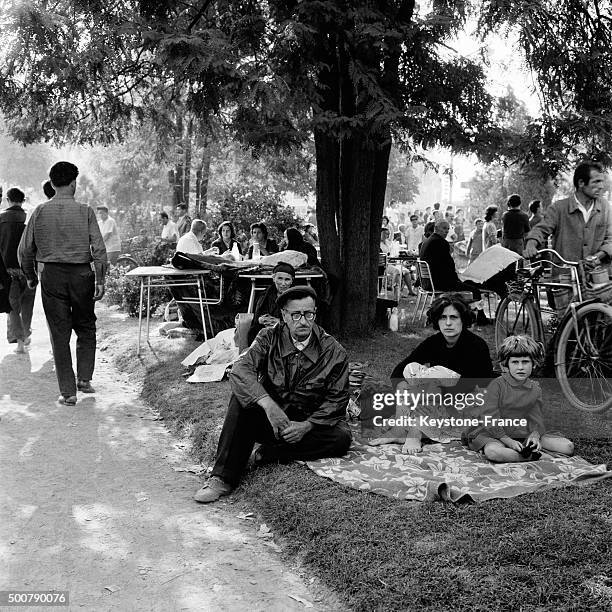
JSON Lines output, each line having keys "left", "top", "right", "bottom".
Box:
{"left": 501, "top": 194, "right": 531, "bottom": 255}
{"left": 463, "top": 335, "right": 574, "bottom": 462}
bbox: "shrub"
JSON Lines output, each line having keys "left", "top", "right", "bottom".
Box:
{"left": 104, "top": 266, "right": 170, "bottom": 317}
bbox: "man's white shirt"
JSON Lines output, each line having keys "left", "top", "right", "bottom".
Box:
{"left": 405, "top": 225, "right": 424, "bottom": 253}
{"left": 161, "top": 220, "right": 179, "bottom": 241}
{"left": 176, "top": 231, "right": 204, "bottom": 255}
{"left": 98, "top": 216, "right": 121, "bottom": 252}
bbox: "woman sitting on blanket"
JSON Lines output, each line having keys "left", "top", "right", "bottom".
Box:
{"left": 369, "top": 293, "right": 494, "bottom": 454}
{"left": 463, "top": 335, "right": 574, "bottom": 462}
{"left": 247, "top": 262, "right": 295, "bottom": 344}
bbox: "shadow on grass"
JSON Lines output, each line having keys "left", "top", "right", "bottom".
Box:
{"left": 102, "top": 307, "right": 612, "bottom": 611}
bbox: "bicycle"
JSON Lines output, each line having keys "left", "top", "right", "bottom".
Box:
{"left": 494, "top": 248, "right": 612, "bottom": 413}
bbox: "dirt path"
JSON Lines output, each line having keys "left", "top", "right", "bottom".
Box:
{"left": 0, "top": 299, "right": 333, "bottom": 611}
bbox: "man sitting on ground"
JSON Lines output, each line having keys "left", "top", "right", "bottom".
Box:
{"left": 194, "top": 286, "right": 352, "bottom": 503}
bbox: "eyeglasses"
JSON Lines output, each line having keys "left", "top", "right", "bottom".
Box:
{"left": 283, "top": 309, "right": 316, "bottom": 322}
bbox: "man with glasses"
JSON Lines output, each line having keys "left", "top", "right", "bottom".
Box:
{"left": 194, "top": 286, "right": 352, "bottom": 503}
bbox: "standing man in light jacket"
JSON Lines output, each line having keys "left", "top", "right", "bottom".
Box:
{"left": 18, "top": 162, "right": 107, "bottom": 406}
{"left": 524, "top": 161, "right": 612, "bottom": 269}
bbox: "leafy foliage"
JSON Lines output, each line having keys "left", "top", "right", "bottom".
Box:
{"left": 466, "top": 164, "right": 556, "bottom": 220}
{"left": 213, "top": 185, "right": 304, "bottom": 243}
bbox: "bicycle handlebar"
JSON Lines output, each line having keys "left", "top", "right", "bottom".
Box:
{"left": 532, "top": 248, "right": 580, "bottom": 267}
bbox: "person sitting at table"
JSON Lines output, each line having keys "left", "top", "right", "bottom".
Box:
{"left": 247, "top": 222, "right": 279, "bottom": 258}
{"left": 303, "top": 224, "right": 318, "bottom": 246}
{"left": 380, "top": 228, "right": 414, "bottom": 296}
{"left": 211, "top": 221, "right": 242, "bottom": 259}
{"left": 368, "top": 293, "right": 494, "bottom": 453}
{"left": 193, "top": 285, "right": 352, "bottom": 503}
{"left": 420, "top": 220, "right": 490, "bottom": 324}
{"left": 176, "top": 219, "right": 218, "bottom": 256}
{"left": 283, "top": 227, "right": 321, "bottom": 267}
{"left": 247, "top": 262, "right": 295, "bottom": 345}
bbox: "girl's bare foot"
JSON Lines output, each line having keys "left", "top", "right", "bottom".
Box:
{"left": 368, "top": 427, "right": 406, "bottom": 446}
{"left": 401, "top": 438, "right": 423, "bottom": 455}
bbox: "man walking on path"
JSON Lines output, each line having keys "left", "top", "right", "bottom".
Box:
{"left": 96, "top": 205, "right": 121, "bottom": 265}
{"left": 0, "top": 187, "right": 35, "bottom": 353}
{"left": 18, "top": 161, "right": 107, "bottom": 405}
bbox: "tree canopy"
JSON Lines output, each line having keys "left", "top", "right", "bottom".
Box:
{"left": 2, "top": 0, "right": 611, "bottom": 333}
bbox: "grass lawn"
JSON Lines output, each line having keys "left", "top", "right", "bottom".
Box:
{"left": 100, "top": 304, "right": 612, "bottom": 612}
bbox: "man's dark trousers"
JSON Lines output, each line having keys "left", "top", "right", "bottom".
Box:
{"left": 7, "top": 270, "right": 36, "bottom": 342}
{"left": 41, "top": 263, "right": 97, "bottom": 397}
{"left": 212, "top": 395, "right": 352, "bottom": 486}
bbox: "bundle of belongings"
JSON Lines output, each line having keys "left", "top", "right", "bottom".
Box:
{"left": 169, "top": 249, "right": 329, "bottom": 339}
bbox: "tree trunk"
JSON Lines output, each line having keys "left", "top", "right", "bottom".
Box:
{"left": 199, "top": 143, "right": 211, "bottom": 216}
{"left": 316, "top": 129, "right": 390, "bottom": 335}
{"left": 183, "top": 119, "right": 192, "bottom": 208}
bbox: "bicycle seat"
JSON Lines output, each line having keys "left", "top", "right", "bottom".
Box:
{"left": 517, "top": 264, "right": 545, "bottom": 281}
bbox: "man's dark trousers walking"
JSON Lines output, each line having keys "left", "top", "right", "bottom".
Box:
{"left": 41, "top": 263, "right": 96, "bottom": 397}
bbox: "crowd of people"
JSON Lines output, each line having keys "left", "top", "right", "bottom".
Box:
{"left": 0, "top": 159, "right": 609, "bottom": 507}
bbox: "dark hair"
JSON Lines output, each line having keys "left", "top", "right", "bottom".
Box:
{"left": 433, "top": 202, "right": 441, "bottom": 210}
{"left": 382, "top": 215, "right": 390, "bottom": 224}
{"left": 428, "top": 293, "right": 473, "bottom": 330}
{"left": 49, "top": 161, "right": 79, "bottom": 187}
{"left": 42, "top": 180, "right": 55, "bottom": 199}
{"left": 410, "top": 214, "right": 418, "bottom": 221}
{"left": 96, "top": 205, "right": 108, "bottom": 212}
{"left": 528, "top": 200, "right": 541, "bottom": 214}
{"left": 277, "top": 285, "right": 318, "bottom": 310}
{"left": 484, "top": 205, "right": 498, "bottom": 222}
{"left": 285, "top": 227, "right": 305, "bottom": 249}
{"left": 217, "top": 221, "right": 235, "bottom": 240}
{"left": 507, "top": 194, "right": 521, "bottom": 208}
{"left": 176, "top": 202, "right": 188, "bottom": 211}
{"left": 423, "top": 221, "right": 435, "bottom": 238}
{"left": 250, "top": 222, "right": 268, "bottom": 239}
{"left": 160, "top": 211, "right": 169, "bottom": 219}
{"left": 573, "top": 161, "right": 603, "bottom": 189}
{"left": 6, "top": 187, "right": 25, "bottom": 204}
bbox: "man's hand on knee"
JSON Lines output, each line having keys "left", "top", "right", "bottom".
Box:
{"left": 281, "top": 421, "right": 314, "bottom": 444}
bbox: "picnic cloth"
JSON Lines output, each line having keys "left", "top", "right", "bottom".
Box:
{"left": 305, "top": 441, "right": 612, "bottom": 503}
{"left": 459, "top": 244, "right": 521, "bottom": 284}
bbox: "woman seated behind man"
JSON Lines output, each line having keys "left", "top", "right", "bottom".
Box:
{"left": 369, "top": 293, "right": 493, "bottom": 453}
{"left": 247, "top": 222, "right": 279, "bottom": 258}
{"left": 247, "top": 262, "right": 295, "bottom": 344}
{"left": 283, "top": 227, "right": 321, "bottom": 267}
{"left": 211, "top": 221, "right": 242, "bottom": 258}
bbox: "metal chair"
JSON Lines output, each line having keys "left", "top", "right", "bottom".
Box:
{"left": 412, "top": 259, "right": 444, "bottom": 323}
{"left": 378, "top": 253, "right": 390, "bottom": 297}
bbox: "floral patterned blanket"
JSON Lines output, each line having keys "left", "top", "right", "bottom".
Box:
{"left": 305, "top": 441, "right": 612, "bottom": 503}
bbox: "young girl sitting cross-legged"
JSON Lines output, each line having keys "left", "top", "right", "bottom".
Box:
{"left": 463, "top": 335, "right": 574, "bottom": 462}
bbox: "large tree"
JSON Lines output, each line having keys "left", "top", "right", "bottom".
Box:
{"left": 3, "top": 0, "right": 609, "bottom": 333}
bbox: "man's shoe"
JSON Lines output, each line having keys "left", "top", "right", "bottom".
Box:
{"left": 58, "top": 395, "right": 77, "bottom": 406}
{"left": 193, "top": 476, "right": 234, "bottom": 503}
{"left": 77, "top": 380, "right": 96, "bottom": 393}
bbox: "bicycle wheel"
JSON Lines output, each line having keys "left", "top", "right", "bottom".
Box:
{"left": 495, "top": 296, "right": 542, "bottom": 354}
{"left": 555, "top": 302, "right": 612, "bottom": 413}
{"left": 115, "top": 255, "right": 138, "bottom": 273}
